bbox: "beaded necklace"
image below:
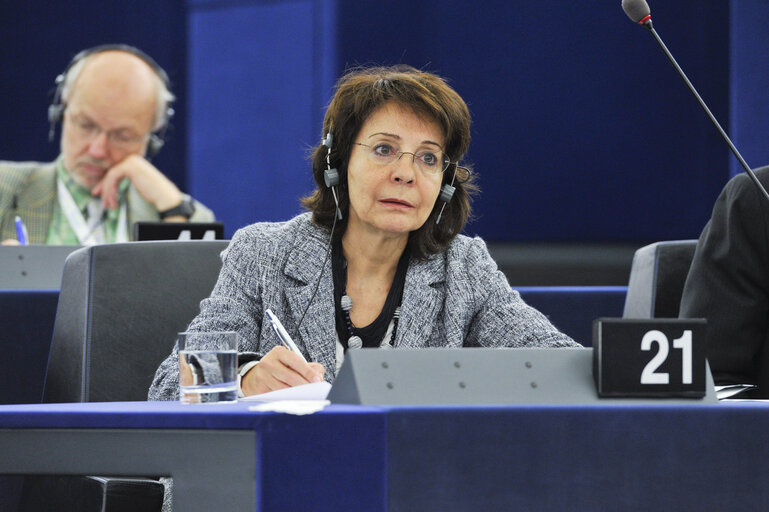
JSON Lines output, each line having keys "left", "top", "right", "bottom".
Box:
{"left": 332, "top": 238, "right": 409, "bottom": 350}
{"left": 340, "top": 295, "right": 401, "bottom": 349}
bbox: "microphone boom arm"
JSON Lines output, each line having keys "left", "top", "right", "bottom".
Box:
{"left": 642, "top": 20, "right": 769, "bottom": 205}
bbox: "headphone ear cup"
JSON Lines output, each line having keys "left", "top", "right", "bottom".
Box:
{"left": 48, "top": 103, "right": 64, "bottom": 124}
{"left": 434, "top": 183, "right": 455, "bottom": 226}
{"left": 324, "top": 168, "right": 340, "bottom": 188}
{"left": 47, "top": 103, "right": 65, "bottom": 142}
{"left": 439, "top": 183, "right": 455, "bottom": 204}
{"left": 147, "top": 134, "right": 165, "bottom": 159}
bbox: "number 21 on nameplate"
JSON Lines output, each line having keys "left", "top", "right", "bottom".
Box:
{"left": 592, "top": 318, "right": 706, "bottom": 398}
{"left": 640, "top": 329, "right": 692, "bottom": 385}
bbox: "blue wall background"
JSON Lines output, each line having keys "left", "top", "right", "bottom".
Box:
{"left": 2, "top": 0, "right": 768, "bottom": 243}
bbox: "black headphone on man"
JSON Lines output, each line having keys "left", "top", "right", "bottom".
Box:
{"left": 322, "top": 129, "right": 456, "bottom": 224}
{"left": 47, "top": 44, "right": 174, "bottom": 159}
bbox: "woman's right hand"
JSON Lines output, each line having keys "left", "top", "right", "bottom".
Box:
{"left": 240, "top": 346, "right": 325, "bottom": 397}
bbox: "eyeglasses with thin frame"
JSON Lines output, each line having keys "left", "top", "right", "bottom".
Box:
{"left": 354, "top": 141, "right": 451, "bottom": 175}
{"left": 65, "top": 111, "right": 149, "bottom": 150}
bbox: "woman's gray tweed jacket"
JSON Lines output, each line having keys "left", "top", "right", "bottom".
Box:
{"left": 149, "top": 213, "right": 578, "bottom": 400}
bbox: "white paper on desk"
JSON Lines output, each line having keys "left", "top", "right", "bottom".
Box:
{"left": 248, "top": 400, "right": 331, "bottom": 415}
{"left": 240, "top": 381, "right": 331, "bottom": 402}
{"left": 715, "top": 384, "right": 758, "bottom": 400}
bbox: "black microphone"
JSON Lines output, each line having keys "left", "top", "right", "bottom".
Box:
{"left": 621, "top": 0, "right": 769, "bottom": 205}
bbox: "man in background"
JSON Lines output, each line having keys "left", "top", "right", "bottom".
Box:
{"left": 680, "top": 166, "right": 769, "bottom": 397}
{"left": 0, "top": 45, "right": 213, "bottom": 245}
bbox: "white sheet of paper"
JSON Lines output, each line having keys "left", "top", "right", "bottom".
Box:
{"left": 239, "top": 381, "right": 331, "bottom": 402}
{"left": 248, "top": 400, "right": 331, "bottom": 415}
{"left": 715, "top": 384, "right": 758, "bottom": 400}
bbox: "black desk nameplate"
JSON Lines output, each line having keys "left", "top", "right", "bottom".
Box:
{"left": 593, "top": 318, "right": 708, "bottom": 398}
{"left": 132, "top": 221, "right": 224, "bottom": 241}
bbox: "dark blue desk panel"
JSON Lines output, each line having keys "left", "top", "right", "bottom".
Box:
{"left": 0, "top": 290, "right": 59, "bottom": 404}
{"left": 0, "top": 401, "right": 387, "bottom": 512}
{"left": 2, "top": 401, "right": 768, "bottom": 511}
{"left": 516, "top": 286, "right": 627, "bottom": 346}
{"left": 387, "top": 404, "right": 769, "bottom": 511}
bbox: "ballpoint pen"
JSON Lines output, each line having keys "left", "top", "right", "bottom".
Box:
{"left": 14, "top": 216, "right": 28, "bottom": 245}
{"left": 265, "top": 308, "right": 307, "bottom": 362}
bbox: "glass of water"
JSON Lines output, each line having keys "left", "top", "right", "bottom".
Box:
{"left": 178, "top": 331, "right": 238, "bottom": 404}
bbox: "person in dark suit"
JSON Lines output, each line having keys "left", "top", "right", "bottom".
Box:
{"left": 680, "top": 166, "right": 769, "bottom": 396}
{"left": 150, "top": 65, "right": 579, "bottom": 400}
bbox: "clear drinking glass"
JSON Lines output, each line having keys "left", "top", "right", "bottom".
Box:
{"left": 178, "top": 331, "right": 238, "bottom": 403}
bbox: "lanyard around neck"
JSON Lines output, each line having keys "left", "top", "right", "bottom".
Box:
{"left": 57, "top": 178, "right": 128, "bottom": 244}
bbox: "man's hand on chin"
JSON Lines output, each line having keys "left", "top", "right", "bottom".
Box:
{"left": 90, "top": 154, "right": 183, "bottom": 212}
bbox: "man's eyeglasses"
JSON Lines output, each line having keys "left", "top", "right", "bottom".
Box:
{"left": 354, "top": 141, "right": 451, "bottom": 175}
{"left": 66, "top": 112, "right": 148, "bottom": 150}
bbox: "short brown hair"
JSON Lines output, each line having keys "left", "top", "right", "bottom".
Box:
{"left": 302, "top": 65, "right": 477, "bottom": 260}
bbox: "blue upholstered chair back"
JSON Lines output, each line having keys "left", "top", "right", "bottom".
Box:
{"left": 622, "top": 240, "right": 698, "bottom": 319}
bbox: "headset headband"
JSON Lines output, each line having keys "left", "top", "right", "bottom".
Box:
{"left": 57, "top": 44, "right": 171, "bottom": 89}
{"left": 48, "top": 44, "right": 174, "bottom": 158}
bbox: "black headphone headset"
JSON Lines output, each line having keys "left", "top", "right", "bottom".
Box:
{"left": 296, "top": 128, "right": 461, "bottom": 340}
{"left": 435, "top": 167, "right": 457, "bottom": 225}
{"left": 322, "top": 129, "right": 457, "bottom": 224}
{"left": 322, "top": 130, "right": 343, "bottom": 221}
{"left": 47, "top": 44, "right": 174, "bottom": 159}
